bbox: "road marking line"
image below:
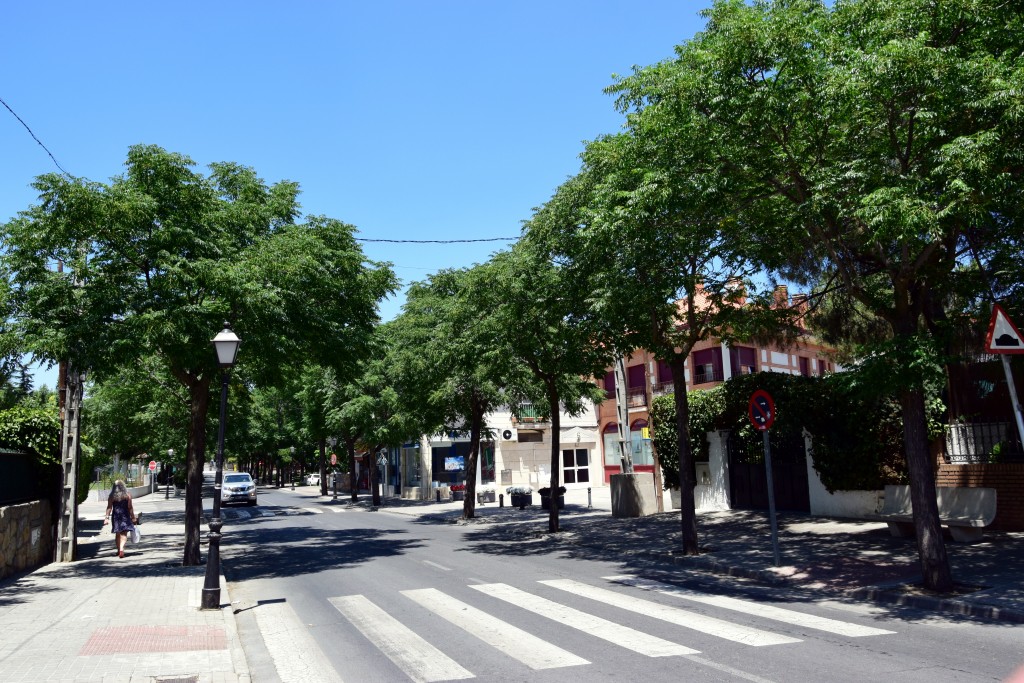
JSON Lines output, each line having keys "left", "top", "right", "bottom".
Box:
{"left": 470, "top": 583, "right": 697, "bottom": 657}
{"left": 685, "top": 654, "right": 779, "bottom": 683}
{"left": 260, "top": 509, "right": 276, "bottom": 517}
{"left": 421, "top": 560, "right": 451, "bottom": 571}
{"left": 252, "top": 600, "right": 342, "bottom": 683}
{"left": 605, "top": 576, "right": 895, "bottom": 637}
{"left": 329, "top": 595, "right": 473, "bottom": 682}
{"left": 303, "top": 507, "right": 324, "bottom": 515}
{"left": 542, "top": 579, "right": 800, "bottom": 647}
{"left": 234, "top": 510, "right": 251, "bottom": 519}
{"left": 403, "top": 588, "right": 588, "bottom": 670}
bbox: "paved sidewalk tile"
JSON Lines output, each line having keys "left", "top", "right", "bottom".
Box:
{"left": 0, "top": 490, "right": 250, "bottom": 683}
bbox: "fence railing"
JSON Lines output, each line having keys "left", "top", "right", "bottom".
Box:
{"left": 944, "top": 422, "right": 1024, "bottom": 464}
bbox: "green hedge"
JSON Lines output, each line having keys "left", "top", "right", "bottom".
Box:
{"left": 652, "top": 371, "right": 940, "bottom": 492}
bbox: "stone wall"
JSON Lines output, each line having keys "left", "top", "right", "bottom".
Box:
{"left": 0, "top": 499, "right": 54, "bottom": 580}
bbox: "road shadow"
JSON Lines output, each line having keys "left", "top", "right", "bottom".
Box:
{"left": 453, "top": 508, "right": 1023, "bottom": 626}
{"left": 222, "top": 526, "right": 424, "bottom": 581}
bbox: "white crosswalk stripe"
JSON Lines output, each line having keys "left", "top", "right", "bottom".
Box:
{"left": 402, "top": 588, "right": 589, "bottom": 670}
{"left": 253, "top": 577, "right": 897, "bottom": 683}
{"left": 303, "top": 507, "right": 325, "bottom": 515}
{"left": 253, "top": 599, "right": 343, "bottom": 683}
{"left": 470, "top": 582, "right": 698, "bottom": 657}
{"left": 330, "top": 594, "right": 474, "bottom": 682}
{"left": 541, "top": 579, "right": 801, "bottom": 646}
{"left": 606, "top": 575, "right": 896, "bottom": 638}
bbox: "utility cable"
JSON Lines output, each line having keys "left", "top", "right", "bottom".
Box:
{"left": 1, "top": 95, "right": 71, "bottom": 176}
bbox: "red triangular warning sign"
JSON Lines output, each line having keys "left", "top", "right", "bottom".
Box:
{"left": 985, "top": 304, "right": 1024, "bottom": 354}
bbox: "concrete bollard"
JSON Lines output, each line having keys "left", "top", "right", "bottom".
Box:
{"left": 588, "top": 487, "right": 592, "bottom": 509}
{"left": 499, "top": 493, "right": 504, "bottom": 508}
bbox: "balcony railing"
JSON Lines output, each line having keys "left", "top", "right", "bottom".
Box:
{"left": 626, "top": 386, "right": 647, "bottom": 407}
{"left": 514, "top": 403, "right": 549, "bottom": 424}
{"left": 652, "top": 381, "right": 674, "bottom": 396}
{"left": 693, "top": 367, "right": 724, "bottom": 385}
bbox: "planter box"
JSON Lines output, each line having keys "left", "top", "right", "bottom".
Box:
{"left": 540, "top": 494, "right": 564, "bottom": 511}
{"left": 510, "top": 493, "right": 532, "bottom": 509}
{"left": 477, "top": 490, "right": 496, "bottom": 504}
{"left": 451, "top": 491, "right": 465, "bottom": 501}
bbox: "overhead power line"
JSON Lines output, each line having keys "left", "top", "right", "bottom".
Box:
{"left": 1, "top": 95, "right": 71, "bottom": 176}
{"left": 2, "top": 96, "right": 520, "bottom": 245}
{"left": 356, "top": 237, "right": 519, "bottom": 244}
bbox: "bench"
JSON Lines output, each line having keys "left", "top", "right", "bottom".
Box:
{"left": 868, "top": 485, "right": 996, "bottom": 543}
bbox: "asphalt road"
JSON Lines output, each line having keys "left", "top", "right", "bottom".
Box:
{"left": 220, "top": 487, "right": 1024, "bottom": 683}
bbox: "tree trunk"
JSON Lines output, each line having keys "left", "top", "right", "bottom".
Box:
{"left": 183, "top": 377, "right": 212, "bottom": 566}
{"left": 547, "top": 385, "right": 561, "bottom": 534}
{"left": 900, "top": 385, "right": 954, "bottom": 591}
{"left": 671, "top": 356, "right": 699, "bottom": 555}
{"left": 463, "top": 400, "right": 483, "bottom": 520}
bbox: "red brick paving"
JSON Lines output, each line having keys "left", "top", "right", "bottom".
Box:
{"left": 79, "top": 625, "right": 226, "bottom": 655}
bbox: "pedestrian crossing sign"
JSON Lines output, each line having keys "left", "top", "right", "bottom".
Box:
{"left": 985, "top": 304, "right": 1024, "bottom": 354}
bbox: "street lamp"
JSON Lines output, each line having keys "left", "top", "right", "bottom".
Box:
{"left": 166, "top": 448, "right": 174, "bottom": 499}
{"left": 202, "top": 321, "right": 241, "bottom": 611}
{"left": 327, "top": 437, "right": 338, "bottom": 500}
{"left": 290, "top": 446, "right": 295, "bottom": 490}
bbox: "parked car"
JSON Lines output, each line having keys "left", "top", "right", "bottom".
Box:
{"left": 305, "top": 473, "right": 320, "bottom": 487}
{"left": 221, "top": 472, "right": 257, "bottom": 506}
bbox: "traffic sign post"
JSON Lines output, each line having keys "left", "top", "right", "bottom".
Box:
{"left": 149, "top": 460, "right": 157, "bottom": 494}
{"left": 749, "top": 390, "right": 781, "bottom": 567}
{"left": 985, "top": 304, "right": 1024, "bottom": 453}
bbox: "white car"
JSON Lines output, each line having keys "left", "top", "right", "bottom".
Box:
{"left": 305, "top": 473, "right": 320, "bottom": 487}
{"left": 221, "top": 473, "right": 257, "bottom": 506}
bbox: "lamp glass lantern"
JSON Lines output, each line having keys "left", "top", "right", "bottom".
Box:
{"left": 212, "top": 323, "right": 241, "bottom": 368}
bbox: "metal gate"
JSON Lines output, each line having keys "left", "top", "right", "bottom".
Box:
{"left": 727, "top": 431, "right": 810, "bottom": 512}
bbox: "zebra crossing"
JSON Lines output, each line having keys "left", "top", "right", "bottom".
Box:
{"left": 254, "top": 574, "right": 897, "bottom": 683}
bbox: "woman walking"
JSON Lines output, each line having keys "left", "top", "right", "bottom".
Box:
{"left": 104, "top": 480, "right": 137, "bottom": 558}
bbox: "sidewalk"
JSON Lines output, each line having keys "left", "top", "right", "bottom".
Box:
{"left": 0, "top": 490, "right": 249, "bottom": 683}
{"left": 371, "top": 484, "right": 1024, "bottom": 623}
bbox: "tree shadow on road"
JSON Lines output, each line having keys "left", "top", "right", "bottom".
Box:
{"left": 222, "top": 526, "right": 424, "bottom": 581}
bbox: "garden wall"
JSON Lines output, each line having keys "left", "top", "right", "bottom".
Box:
{"left": 0, "top": 499, "right": 54, "bottom": 580}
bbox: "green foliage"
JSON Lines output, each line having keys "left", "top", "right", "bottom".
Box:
{"left": 0, "top": 405, "right": 60, "bottom": 466}
{"left": 652, "top": 388, "right": 725, "bottom": 487}
{"left": 649, "top": 368, "right": 951, "bottom": 492}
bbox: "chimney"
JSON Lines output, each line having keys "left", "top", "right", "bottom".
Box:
{"left": 773, "top": 284, "right": 789, "bottom": 307}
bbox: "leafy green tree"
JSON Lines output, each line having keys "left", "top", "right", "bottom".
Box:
{"left": 393, "top": 267, "right": 525, "bottom": 519}
{"left": 328, "top": 324, "right": 421, "bottom": 507}
{"left": 2, "top": 145, "right": 396, "bottom": 564}
{"left": 476, "top": 235, "right": 610, "bottom": 533}
{"left": 611, "top": 0, "right": 1024, "bottom": 592}
{"left": 533, "top": 129, "right": 786, "bottom": 554}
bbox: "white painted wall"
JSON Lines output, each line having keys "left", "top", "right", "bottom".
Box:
{"left": 804, "top": 432, "right": 883, "bottom": 517}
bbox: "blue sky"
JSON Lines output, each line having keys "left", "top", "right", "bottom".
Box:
{"left": 2, "top": 1, "right": 710, "bottom": 388}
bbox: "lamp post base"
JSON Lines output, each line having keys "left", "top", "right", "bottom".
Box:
{"left": 201, "top": 519, "right": 223, "bottom": 610}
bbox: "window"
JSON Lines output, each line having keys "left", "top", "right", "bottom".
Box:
{"left": 517, "top": 430, "right": 543, "bottom": 443}
{"left": 692, "top": 348, "right": 723, "bottom": 384}
{"left": 818, "top": 359, "right": 830, "bottom": 376}
{"left": 630, "top": 420, "right": 653, "bottom": 466}
{"left": 799, "top": 356, "right": 811, "bottom": 377}
{"left": 603, "top": 423, "right": 620, "bottom": 465}
{"left": 627, "top": 364, "right": 646, "bottom": 389}
{"left": 562, "top": 448, "right": 590, "bottom": 484}
{"left": 729, "top": 346, "right": 757, "bottom": 375}
{"left": 657, "top": 360, "right": 674, "bottom": 383}
{"left": 603, "top": 371, "right": 616, "bottom": 399}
